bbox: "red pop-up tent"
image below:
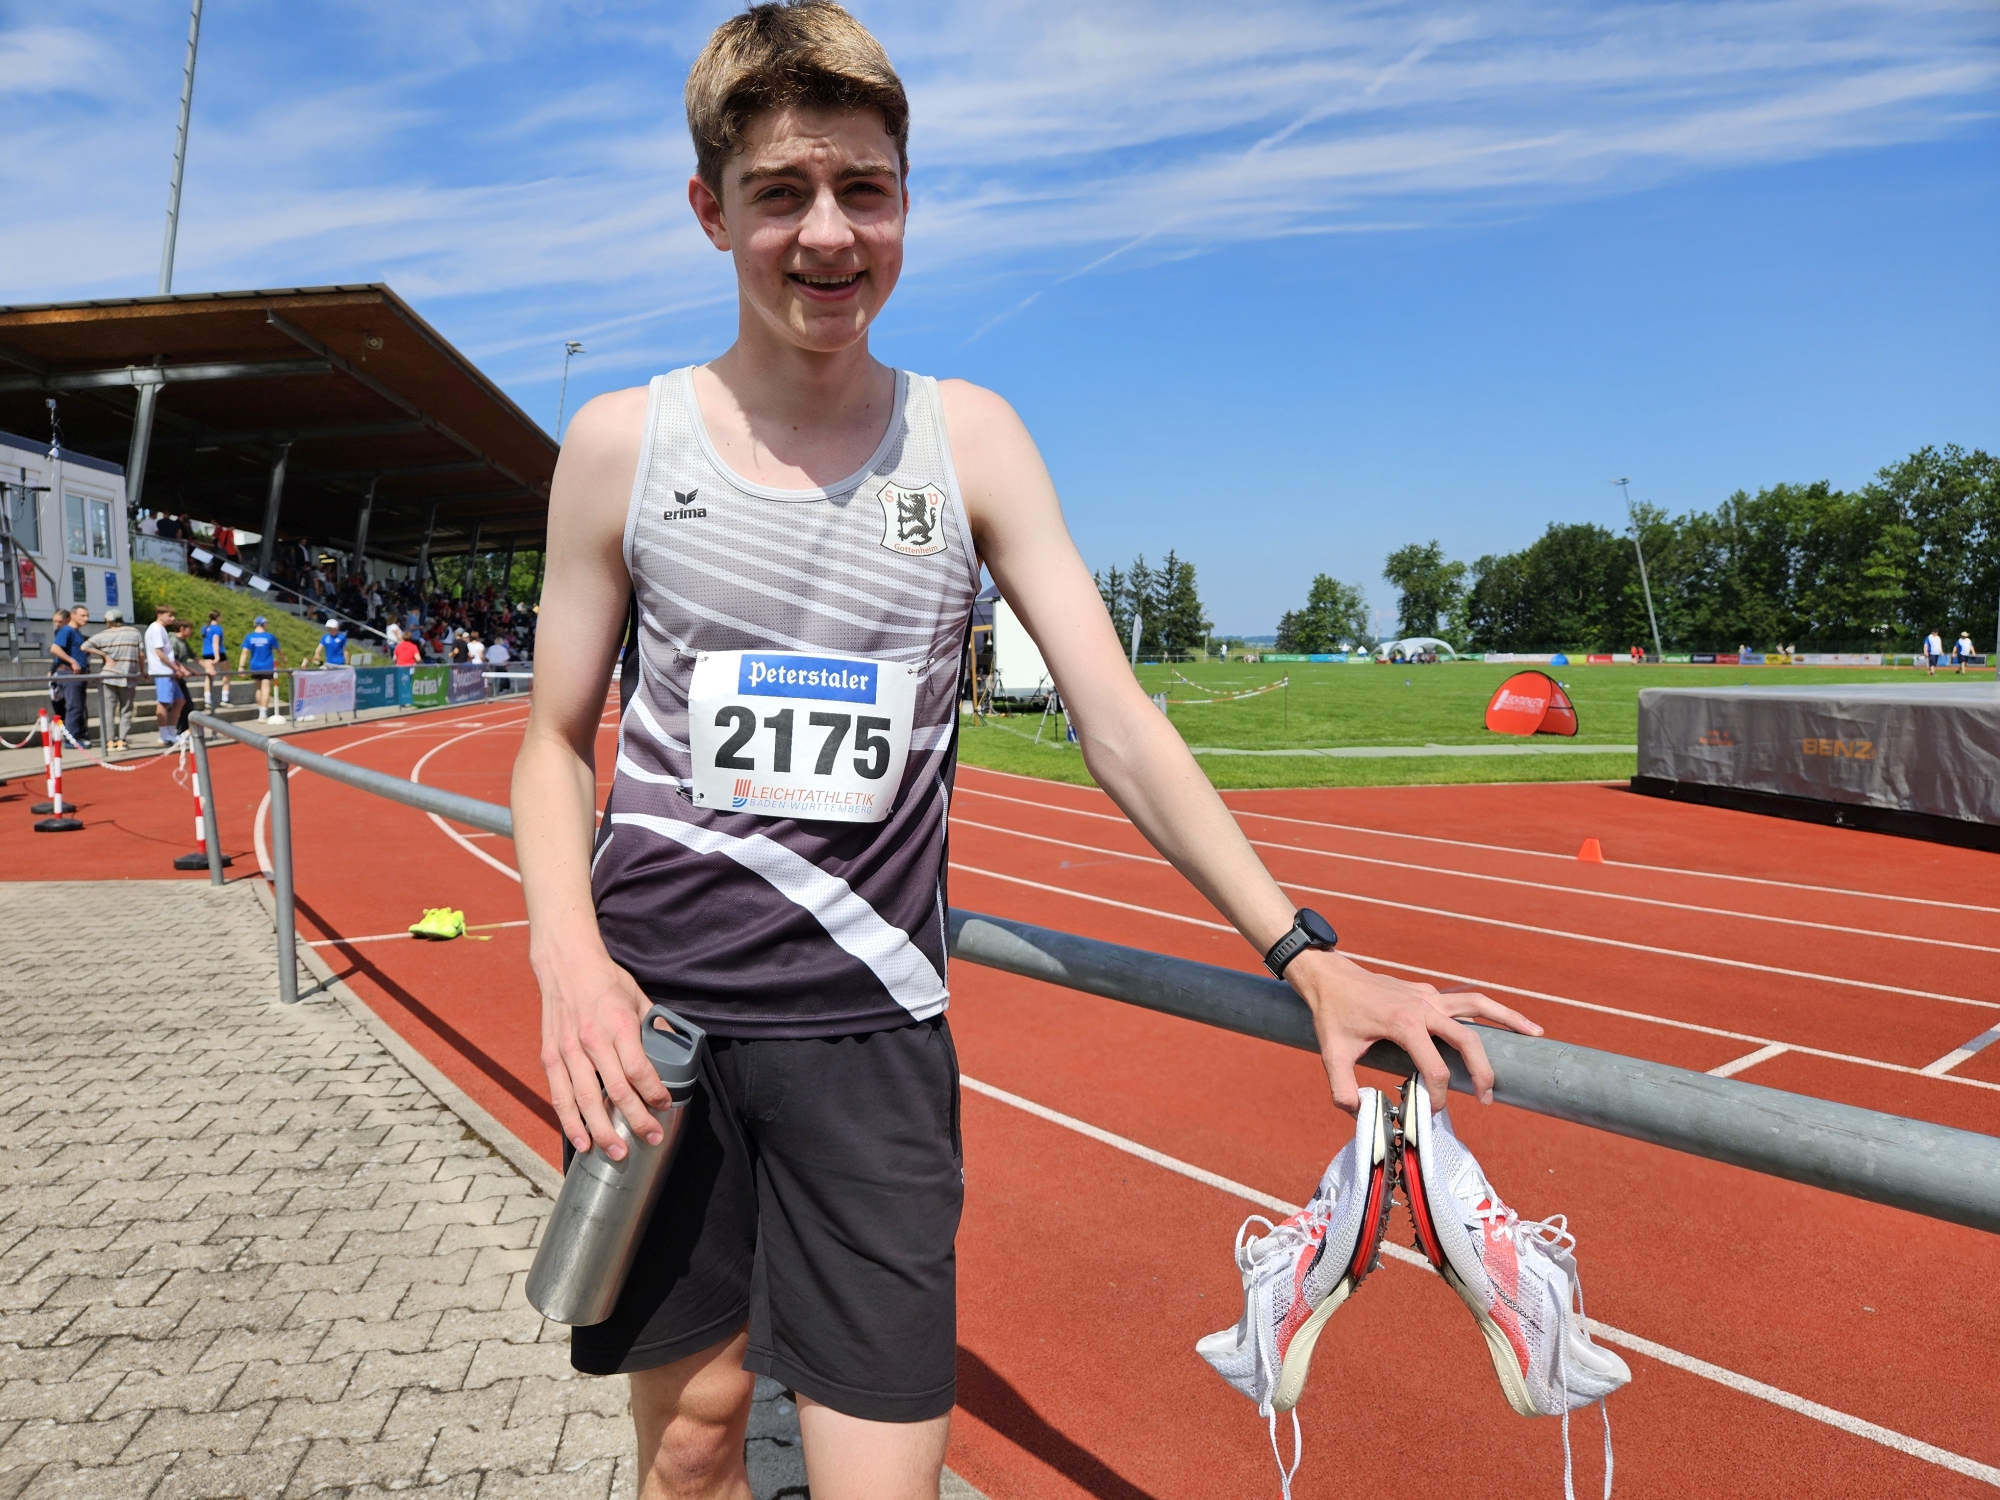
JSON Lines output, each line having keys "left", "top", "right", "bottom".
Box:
{"left": 1484, "top": 670, "right": 1578, "bottom": 737}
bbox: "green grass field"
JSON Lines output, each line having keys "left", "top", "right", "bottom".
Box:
{"left": 957, "top": 659, "right": 1938, "bottom": 790}
{"left": 131, "top": 562, "right": 336, "bottom": 668}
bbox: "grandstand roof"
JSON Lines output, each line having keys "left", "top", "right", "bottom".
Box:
{"left": 0, "top": 285, "right": 554, "bottom": 562}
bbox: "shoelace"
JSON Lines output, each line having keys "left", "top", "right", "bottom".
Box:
{"left": 1469, "top": 1202, "right": 1613, "bottom": 1500}
{"left": 1231, "top": 1202, "right": 1332, "bottom": 1500}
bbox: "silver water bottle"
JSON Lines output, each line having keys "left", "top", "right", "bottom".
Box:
{"left": 527, "top": 1005, "right": 706, "bottom": 1326}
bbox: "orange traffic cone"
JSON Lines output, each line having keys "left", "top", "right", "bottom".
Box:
{"left": 1577, "top": 838, "right": 1605, "bottom": 863}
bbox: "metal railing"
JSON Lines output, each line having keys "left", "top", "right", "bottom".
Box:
{"left": 188, "top": 711, "right": 2000, "bottom": 1236}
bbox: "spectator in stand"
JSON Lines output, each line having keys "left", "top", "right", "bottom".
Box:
{"left": 137, "top": 513, "right": 160, "bottom": 537}
{"left": 393, "top": 631, "right": 422, "bottom": 667}
{"left": 485, "top": 633, "right": 511, "bottom": 693}
{"left": 83, "top": 608, "right": 143, "bottom": 750}
{"left": 144, "top": 604, "right": 186, "bottom": 745}
{"left": 50, "top": 606, "right": 90, "bottom": 749}
{"left": 238, "top": 616, "right": 284, "bottom": 722}
{"left": 466, "top": 632, "right": 486, "bottom": 664}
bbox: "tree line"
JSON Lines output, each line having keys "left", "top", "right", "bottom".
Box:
{"left": 1093, "top": 551, "right": 1212, "bottom": 658}
{"left": 1287, "top": 445, "right": 1997, "bottom": 653}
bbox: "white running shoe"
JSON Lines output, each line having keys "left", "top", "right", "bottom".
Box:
{"left": 1197, "top": 1089, "right": 1393, "bottom": 1494}
{"left": 1402, "top": 1084, "right": 1630, "bottom": 1496}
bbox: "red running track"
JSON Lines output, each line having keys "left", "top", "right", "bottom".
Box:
{"left": 8, "top": 711, "right": 1997, "bottom": 1497}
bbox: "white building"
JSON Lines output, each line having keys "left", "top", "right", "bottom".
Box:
{"left": 2, "top": 428, "right": 132, "bottom": 655}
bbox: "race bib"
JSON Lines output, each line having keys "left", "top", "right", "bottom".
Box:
{"left": 687, "top": 650, "right": 918, "bottom": 823}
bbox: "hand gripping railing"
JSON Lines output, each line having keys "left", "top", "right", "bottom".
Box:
{"left": 188, "top": 711, "right": 2000, "bottom": 1236}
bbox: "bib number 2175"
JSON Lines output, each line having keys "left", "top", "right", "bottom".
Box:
{"left": 688, "top": 651, "right": 918, "bottom": 824}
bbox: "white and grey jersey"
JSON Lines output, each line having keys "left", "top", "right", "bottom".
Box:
{"left": 593, "top": 367, "right": 980, "bottom": 1038}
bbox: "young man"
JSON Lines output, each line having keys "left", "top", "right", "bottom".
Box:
{"left": 239, "top": 616, "right": 284, "bottom": 721}
{"left": 143, "top": 604, "right": 186, "bottom": 745}
{"left": 313, "top": 617, "right": 350, "bottom": 668}
{"left": 49, "top": 606, "right": 90, "bottom": 749}
{"left": 84, "top": 608, "right": 143, "bottom": 750}
{"left": 1924, "top": 627, "right": 1944, "bottom": 677}
{"left": 200, "top": 610, "right": 232, "bottom": 709}
{"left": 512, "top": 7, "right": 1538, "bottom": 1497}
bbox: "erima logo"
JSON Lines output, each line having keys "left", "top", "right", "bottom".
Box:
{"left": 664, "top": 489, "right": 707, "bottom": 521}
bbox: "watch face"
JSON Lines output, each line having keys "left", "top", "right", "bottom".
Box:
{"left": 1298, "top": 908, "right": 1337, "bottom": 946}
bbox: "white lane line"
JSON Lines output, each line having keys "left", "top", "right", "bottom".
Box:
{"left": 953, "top": 770, "right": 2000, "bottom": 917}
{"left": 251, "top": 721, "right": 427, "bottom": 877}
{"left": 304, "top": 918, "right": 532, "bottom": 948}
{"left": 946, "top": 863, "right": 2000, "bottom": 1096}
{"left": 958, "top": 811, "right": 2000, "bottom": 957}
{"left": 409, "top": 717, "right": 531, "bottom": 885}
{"left": 958, "top": 1073, "right": 2000, "bottom": 1489}
{"left": 1708, "top": 1042, "right": 1791, "bottom": 1078}
{"left": 951, "top": 819, "right": 1999, "bottom": 1011}
{"left": 1923, "top": 1025, "right": 2000, "bottom": 1077}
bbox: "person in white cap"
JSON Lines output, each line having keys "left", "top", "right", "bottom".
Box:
{"left": 1954, "top": 631, "right": 1975, "bottom": 674}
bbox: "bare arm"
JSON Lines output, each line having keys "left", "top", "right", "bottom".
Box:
{"left": 509, "top": 387, "right": 671, "bottom": 1160}
{"left": 943, "top": 381, "right": 1540, "bottom": 1111}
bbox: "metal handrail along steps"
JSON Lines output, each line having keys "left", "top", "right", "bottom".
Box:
{"left": 188, "top": 711, "right": 2000, "bottom": 1238}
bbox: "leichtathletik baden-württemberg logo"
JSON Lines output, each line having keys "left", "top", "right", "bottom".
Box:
{"left": 877, "top": 482, "right": 948, "bottom": 556}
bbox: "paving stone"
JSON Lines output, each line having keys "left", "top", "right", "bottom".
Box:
{"left": 278, "top": 1432, "right": 436, "bottom": 1497}
{"left": 222, "top": 1357, "right": 358, "bottom": 1411}
{"left": 0, "top": 883, "right": 988, "bottom": 1500}
{"left": 122, "top": 1400, "right": 274, "bottom": 1460}
{"left": 149, "top": 1442, "right": 307, "bottom": 1500}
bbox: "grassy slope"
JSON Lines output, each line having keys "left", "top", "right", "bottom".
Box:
{"left": 957, "top": 659, "right": 1937, "bottom": 790}
{"left": 130, "top": 562, "right": 329, "bottom": 668}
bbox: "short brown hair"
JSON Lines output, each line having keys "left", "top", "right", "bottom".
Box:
{"left": 686, "top": 1, "right": 908, "bottom": 193}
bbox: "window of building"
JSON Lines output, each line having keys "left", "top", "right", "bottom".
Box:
{"left": 64, "top": 494, "right": 87, "bottom": 558}
{"left": 89, "top": 498, "right": 113, "bottom": 559}
{"left": 6, "top": 484, "right": 40, "bottom": 552}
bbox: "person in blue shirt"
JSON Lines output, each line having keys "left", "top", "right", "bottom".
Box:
{"left": 49, "top": 606, "right": 90, "bottom": 749}
{"left": 199, "top": 610, "right": 232, "bottom": 711}
{"left": 237, "top": 617, "right": 285, "bottom": 722}
{"left": 313, "top": 617, "right": 350, "bottom": 668}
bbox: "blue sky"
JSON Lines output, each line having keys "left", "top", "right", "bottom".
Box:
{"left": 3, "top": 0, "right": 1995, "bottom": 634}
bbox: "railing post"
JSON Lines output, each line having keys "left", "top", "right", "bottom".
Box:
{"left": 267, "top": 748, "right": 298, "bottom": 1004}
{"left": 192, "top": 724, "right": 224, "bottom": 886}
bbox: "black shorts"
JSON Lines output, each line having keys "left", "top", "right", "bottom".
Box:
{"left": 570, "top": 1017, "right": 964, "bottom": 1423}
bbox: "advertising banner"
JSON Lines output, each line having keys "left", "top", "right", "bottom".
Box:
{"left": 448, "top": 663, "right": 488, "bottom": 705}
{"left": 1483, "top": 653, "right": 1557, "bottom": 664}
{"left": 1638, "top": 682, "right": 2000, "bottom": 825}
{"left": 292, "top": 668, "right": 357, "bottom": 719}
{"left": 353, "top": 667, "right": 412, "bottom": 711}
{"left": 1484, "top": 671, "right": 1579, "bottom": 737}
{"left": 410, "top": 665, "right": 449, "bottom": 708}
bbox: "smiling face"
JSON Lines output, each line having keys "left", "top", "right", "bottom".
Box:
{"left": 691, "top": 105, "right": 907, "bottom": 356}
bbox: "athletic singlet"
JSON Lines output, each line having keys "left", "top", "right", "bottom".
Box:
{"left": 593, "top": 367, "right": 980, "bottom": 1038}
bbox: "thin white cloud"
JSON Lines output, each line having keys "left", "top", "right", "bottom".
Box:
{"left": 0, "top": 0, "right": 1991, "bottom": 362}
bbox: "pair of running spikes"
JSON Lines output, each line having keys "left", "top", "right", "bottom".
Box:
{"left": 1197, "top": 1082, "right": 1631, "bottom": 1500}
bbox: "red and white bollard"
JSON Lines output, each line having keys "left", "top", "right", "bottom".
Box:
{"left": 34, "top": 708, "right": 82, "bottom": 833}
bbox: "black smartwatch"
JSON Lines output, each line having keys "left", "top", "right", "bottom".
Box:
{"left": 1263, "top": 908, "right": 1338, "bottom": 979}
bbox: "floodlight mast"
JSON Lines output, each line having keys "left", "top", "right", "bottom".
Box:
{"left": 126, "top": 0, "right": 204, "bottom": 511}
{"left": 1614, "top": 477, "right": 1665, "bottom": 660}
{"left": 555, "top": 341, "right": 585, "bottom": 441}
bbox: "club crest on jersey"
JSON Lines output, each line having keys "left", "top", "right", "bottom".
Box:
{"left": 877, "top": 483, "right": 948, "bottom": 557}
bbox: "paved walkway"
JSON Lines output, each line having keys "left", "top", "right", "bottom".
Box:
{"left": 0, "top": 881, "right": 978, "bottom": 1500}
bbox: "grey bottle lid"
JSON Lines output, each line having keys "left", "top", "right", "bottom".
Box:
{"left": 641, "top": 1004, "right": 705, "bottom": 1090}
